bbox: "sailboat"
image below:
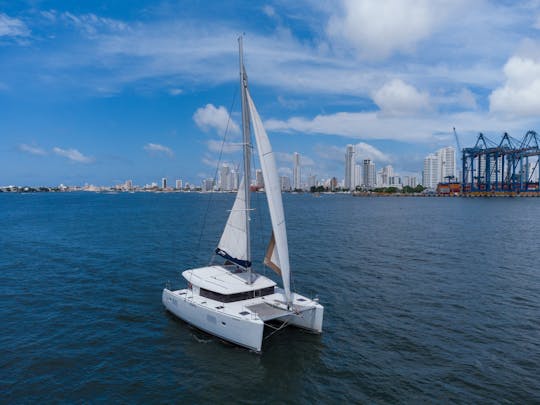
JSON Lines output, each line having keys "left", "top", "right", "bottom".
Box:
{"left": 162, "top": 37, "right": 324, "bottom": 352}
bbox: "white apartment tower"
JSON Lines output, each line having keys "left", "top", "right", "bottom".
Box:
{"left": 293, "top": 152, "right": 301, "bottom": 190}
{"left": 422, "top": 146, "right": 457, "bottom": 189}
{"left": 423, "top": 154, "right": 440, "bottom": 189}
{"left": 255, "top": 169, "right": 264, "bottom": 188}
{"left": 344, "top": 145, "right": 355, "bottom": 190}
{"left": 440, "top": 146, "right": 457, "bottom": 182}
{"left": 219, "top": 164, "right": 232, "bottom": 191}
{"left": 161, "top": 177, "right": 167, "bottom": 189}
{"left": 354, "top": 164, "right": 361, "bottom": 189}
{"left": 362, "top": 159, "right": 376, "bottom": 188}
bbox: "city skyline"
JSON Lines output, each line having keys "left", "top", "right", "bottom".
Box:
{"left": 2, "top": 2, "right": 540, "bottom": 186}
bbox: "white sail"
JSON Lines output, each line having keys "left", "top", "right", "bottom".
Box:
{"left": 215, "top": 177, "right": 251, "bottom": 268}
{"left": 247, "top": 89, "right": 291, "bottom": 303}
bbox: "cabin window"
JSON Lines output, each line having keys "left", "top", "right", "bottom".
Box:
{"left": 199, "top": 286, "right": 274, "bottom": 303}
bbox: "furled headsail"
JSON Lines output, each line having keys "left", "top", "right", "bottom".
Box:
{"left": 215, "top": 177, "right": 251, "bottom": 268}
{"left": 247, "top": 89, "right": 291, "bottom": 303}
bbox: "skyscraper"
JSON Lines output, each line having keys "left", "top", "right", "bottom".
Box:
{"left": 307, "top": 174, "right": 317, "bottom": 189}
{"left": 354, "top": 164, "right": 361, "bottom": 189}
{"left": 175, "top": 179, "right": 182, "bottom": 189}
{"left": 161, "top": 177, "right": 167, "bottom": 189}
{"left": 293, "top": 152, "right": 301, "bottom": 190}
{"left": 423, "top": 153, "right": 440, "bottom": 189}
{"left": 255, "top": 169, "right": 264, "bottom": 189}
{"left": 344, "top": 144, "right": 355, "bottom": 190}
{"left": 280, "top": 176, "right": 291, "bottom": 191}
{"left": 219, "top": 164, "right": 232, "bottom": 191}
{"left": 422, "top": 146, "right": 456, "bottom": 188}
{"left": 362, "top": 159, "right": 376, "bottom": 188}
{"left": 439, "top": 146, "right": 456, "bottom": 181}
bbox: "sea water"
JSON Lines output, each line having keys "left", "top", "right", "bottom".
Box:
{"left": 1, "top": 192, "right": 539, "bottom": 402}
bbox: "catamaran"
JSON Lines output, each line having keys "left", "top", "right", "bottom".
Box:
{"left": 162, "top": 37, "right": 323, "bottom": 352}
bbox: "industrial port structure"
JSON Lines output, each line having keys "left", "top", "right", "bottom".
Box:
{"left": 461, "top": 131, "right": 540, "bottom": 195}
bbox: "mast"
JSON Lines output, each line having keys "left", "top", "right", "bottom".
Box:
{"left": 238, "top": 36, "right": 252, "bottom": 283}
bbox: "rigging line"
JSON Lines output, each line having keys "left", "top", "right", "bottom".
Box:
{"left": 192, "top": 86, "right": 238, "bottom": 269}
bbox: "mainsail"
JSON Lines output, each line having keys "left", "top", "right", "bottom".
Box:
{"left": 215, "top": 177, "right": 251, "bottom": 268}
{"left": 247, "top": 89, "right": 291, "bottom": 303}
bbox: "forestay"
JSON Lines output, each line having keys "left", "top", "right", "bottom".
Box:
{"left": 247, "top": 89, "right": 291, "bottom": 303}
{"left": 215, "top": 178, "right": 251, "bottom": 268}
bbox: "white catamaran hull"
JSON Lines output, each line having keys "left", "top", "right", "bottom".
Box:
{"left": 162, "top": 287, "right": 323, "bottom": 352}
{"left": 162, "top": 288, "right": 265, "bottom": 351}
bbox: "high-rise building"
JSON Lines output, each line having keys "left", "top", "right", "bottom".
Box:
{"left": 161, "top": 177, "right": 167, "bottom": 189}
{"left": 202, "top": 178, "right": 215, "bottom": 192}
{"left": 439, "top": 146, "right": 456, "bottom": 182}
{"left": 422, "top": 146, "right": 456, "bottom": 188}
{"left": 402, "top": 176, "right": 418, "bottom": 188}
{"left": 423, "top": 153, "right": 439, "bottom": 189}
{"left": 219, "top": 164, "right": 232, "bottom": 191}
{"left": 175, "top": 179, "right": 182, "bottom": 189}
{"left": 344, "top": 145, "right": 355, "bottom": 190}
{"left": 362, "top": 159, "right": 376, "bottom": 188}
{"left": 354, "top": 164, "right": 361, "bottom": 189}
{"left": 380, "top": 165, "right": 394, "bottom": 186}
{"left": 255, "top": 169, "right": 264, "bottom": 189}
{"left": 293, "top": 152, "right": 301, "bottom": 190}
{"left": 231, "top": 167, "right": 240, "bottom": 190}
{"left": 307, "top": 174, "right": 317, "bottom": 189}
{"left": 280, "top": 176, "right": 291, "bottom": 191}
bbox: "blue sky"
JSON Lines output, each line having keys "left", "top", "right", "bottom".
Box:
{"left": 2, "top": 0, "right": 540, "bottom": 186}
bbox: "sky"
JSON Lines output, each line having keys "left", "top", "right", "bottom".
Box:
{"left": 1, "top": 0, "right": 540, "bottom": 186}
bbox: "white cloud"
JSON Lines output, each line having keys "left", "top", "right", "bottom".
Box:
{"left": 274, "top": 152, "right": 315, "bottom": 166}
{"left": 278, "top": 166, "right": 292, "bottom": 176}
{"left": 206, "top": 139, "right": 242, "bottom": 154}
{"left": 354, "top": 142, "right": 391, "bottom": 162}
{"left": 60, "top": 12, "right": 128, "bottom": 36}
{"left": 489, "top": 56, "right": 540, "bottom": 117}
{"left": 53, "top": 147, "right": 93, "bottom": 163}
{"left": 314, "top": 142, "right": 390, "bottom": 164}
{"left": 193, "top": 104, "right": 239, "bottom": 135}
{"left": 372, "top": 79, "right": 430, "bottom": 116}
{"left": 169, "top": 88, "right": 183, "bottom": 96}
{"left": 327, "top": 0, "right": 456, "bottom": 60}
{"left": 19, "top": 143, "right": 47, "bottom": 156}
{"left": 0, "top": 13, "right": 30, "bottom": 37}
{"left": 262, "top": 5, "right": 276, "bottom": 18}
{"left": 143, "top": 143, "right": 173, "bottom": 157}
{"left": 265, "top": 108, "right": 537, "bottom": 145}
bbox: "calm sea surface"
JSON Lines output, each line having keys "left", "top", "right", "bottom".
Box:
{"left": 1, "top": 192, "right": 539, "bottom": 403}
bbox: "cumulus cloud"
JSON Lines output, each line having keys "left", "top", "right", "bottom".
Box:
{"left": 144, "top": 143, "right": 173, "bottom": 157}
{"left": 489, "top": 56, "right": 540, "bottom": 117}
{"left": 327, "top": 0, "right": 454, "bottom": 59}
{"left": 0, "top": 13, "right": 30, "bottom": 37}
{"left": 314, "top": 142, "right": 390, "bottom": 164}
{"left": 193, "top": 104, "right": 240, "bottom": 135}
{"left": 372, "top": 79, "right": 430, "bottom": 116}
{"left": 354, "top": 142, "right": 391, "bottom": 162}
{"left": 53, "top": 147, "right": 93, "bottom": 163}
{"left": 19, "top": 143, "right": 47, "bottom": 156}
